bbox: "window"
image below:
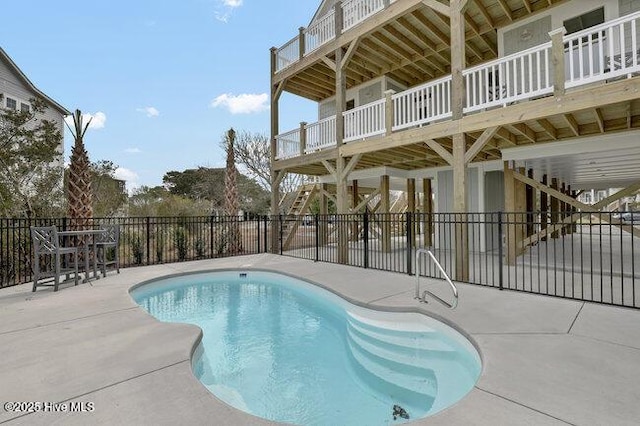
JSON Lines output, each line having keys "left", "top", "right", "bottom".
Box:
{"left": 6, "top": 97, "right": 16, "bottom": 110}
{"left": 346, "top": 99, "right": 355, "bottom": 110}
{"left": 563, "top": 8, "right": 605, "bottom": 35}
{"left": 20, "top": 102, "right": 30, "bottom": 113}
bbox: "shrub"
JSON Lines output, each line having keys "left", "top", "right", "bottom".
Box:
{"left": 174, "top": 226, "right": 188, "bottom": 261}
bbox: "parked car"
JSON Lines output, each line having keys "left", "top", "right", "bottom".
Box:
{"left": 621, "top": 212, "right": 640, "bottom": 224}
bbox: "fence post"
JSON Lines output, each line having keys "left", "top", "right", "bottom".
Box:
{"left": 406, "top": 212, "right": 413, "bottom": 275}
{"left": 146, "top": 217, "right": 151, "bottom": 265}
{"left": 363, "top": 211, "right": 369, "bottom": 269}
{"left": 279, "top": 214, "right": 283, "bottom": 255}
{"left": 264, "top": 216, "right": 268, "bottom": 254}
{"left": 257, "top": 216, "right": 261, "bottom": 253}
{"left": 315, "top": 214, "right": 319, "bottom": 262}
{"left": 498, "top": 211, "right": 504, "bottom": 291}
{"left": 209, "top": 216, "right": 214, "bottom": 258}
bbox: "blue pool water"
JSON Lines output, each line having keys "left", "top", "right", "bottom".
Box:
{"left": 131, "top": 271, "right": 481, "bottom": 425}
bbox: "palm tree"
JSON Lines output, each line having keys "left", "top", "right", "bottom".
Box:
{"left": 224, "top": 128, "right": 242, "bottom": 254}
{"left": 66, "top": 110, "right": 93, "bottom": 230}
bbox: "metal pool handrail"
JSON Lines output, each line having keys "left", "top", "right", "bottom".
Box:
{"left": 415, "top": 248, "right": 458, "bottom": 309}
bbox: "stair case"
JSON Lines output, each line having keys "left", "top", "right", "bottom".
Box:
{"left": 281, "top": 183, "right": 319, "bottom": 251}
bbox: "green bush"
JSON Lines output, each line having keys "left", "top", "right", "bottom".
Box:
{"left": 174, "top": 226, "right": 188, "bottom": 261}
{"left": 155, "top": 229, "right": 165, "bottom": 263}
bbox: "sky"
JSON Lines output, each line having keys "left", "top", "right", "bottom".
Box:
{"left": 0, "top": 0, "right": 321, "bottom": 191}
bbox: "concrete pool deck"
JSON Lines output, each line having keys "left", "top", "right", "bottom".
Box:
{"left": 1, "top": 254, "right": 639, "bottom": 425}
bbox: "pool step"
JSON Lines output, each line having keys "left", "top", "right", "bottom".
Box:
{"left": 347, "top": 338, "right": 437, "bottom": 410}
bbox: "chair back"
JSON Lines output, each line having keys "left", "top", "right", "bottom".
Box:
{"left": 31, "top": 226, "right": 60, "bottom": 254}
{"left": 97, "top": 224, "right": 120, "bottom": 244}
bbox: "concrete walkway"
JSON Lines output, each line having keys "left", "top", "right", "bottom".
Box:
{"left": 1, "top": 254, "right": 639, "bottom": 425}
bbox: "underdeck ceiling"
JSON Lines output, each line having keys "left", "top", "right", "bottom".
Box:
{"left": 282, "top": 0, "right": 566, "bottom": 101}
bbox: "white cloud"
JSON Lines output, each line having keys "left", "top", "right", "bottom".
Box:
{"left": 124, "top": 147, "right": 142, "bottom": 154}
{"left": 64, "top": 111, "right": 107, "bottom": 131}
{"left": 136, "top": 106, "right": 159, "bottom": 118}
{"left": 211, "top": 93, "right": 268, "bottom": 114}
{"left": 215, "top": 0, "right": 243, "bottom": 22}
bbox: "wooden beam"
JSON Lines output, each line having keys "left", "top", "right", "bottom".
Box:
{"left": 521, "top": 180, "right": 640, "bottom": 247}
{"left": 513, "top": 171, "right": 591, "bottom": 212}
{"left": 538, "top": 119, "right": 557, "bottom": 140}
{"left": 564, "top": 113, "right": 580, "bottom": 137}
{"left": 509, "top": 123, "right": 537, "bottom": 143}
{"left": 341, "top": 38, "right": 361, "bottom": 70}
{"left": 321, "top": 56, "right": 336, "bottom": 71}
{"left": 497, "top": 0, "right": 513, "bottom": 21}
{"left": 352, "top": 188, "right": 380, "bottom": 212}
{"left": 594, "top": 108, "right": 605, "bottom": 133}
{"left": 424, "top": 139, "right": 454, "bottom": 165}
{"left": 495, "top": 127, "right": 517, "bottom": 146}
{"left": 342, "top": 153, "right": 362, "bottom": 178}
{"left": 464, "top": 126, "right": 498, "bottom": 163}
{"left": 473, "top": 0, "right": 494, "bottom": 28}
{"left": 422, "top": 0, "right": 451, "bottom": 16}
{"left": 522, "top": 0, "right": 532, "bottom": 13}
{"left": 321, "top": 160, "right": 337, "bottom": 177}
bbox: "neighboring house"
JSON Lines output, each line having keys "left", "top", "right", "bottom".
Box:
{"left": 269, "top": 0, "right": 640, "bottom": 275}
{"left": 0, "top": 46, "right": 70, "bottom": 167}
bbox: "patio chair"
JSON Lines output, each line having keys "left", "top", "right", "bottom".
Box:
{"left": 95, "top": 224, "right": 120, "bottom": 277}
{"left": 31, "top": 226, "right": 80, "bottom": 292}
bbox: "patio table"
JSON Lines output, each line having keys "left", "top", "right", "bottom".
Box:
{"left": 58, "top": 229, "right": 107, "bottom": 283}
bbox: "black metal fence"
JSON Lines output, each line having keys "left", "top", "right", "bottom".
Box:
{"left": 279, "top": 212, "right": 639, "bottom": 309}
{"left": 0, "top": 216, "right": 270, "bottom": 288}
{"left": 2, "top": 212, "right": 638, "bottom": 309}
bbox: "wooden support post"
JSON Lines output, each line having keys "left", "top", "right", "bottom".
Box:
{"left": 423, "top": 179, "right": 433, "bottom": 247}
{"left": 335, "top": 24, "right": 348, "bottom": 264}
{"left": 540, "top": 174, "right": 548, "bottom": 241}
{"left": 526, "top": 169, "right": 534, "bottom": 237}
{"left": 450, "top": 1, "right": 468, "bottom": 281}
{"left": 299, "top": 122, "right": 307, "bottom": 156}
{"left": 504, "top": 161, "right": 517, "bottom": 265}
{"left": 351, "top": 180, "right": 359, "bottom": 241}
{"left": 550, "top": 178, "right": 560, "bottom": 239}
{"left": 450, "top": 1, "right": 466, "bottom": 120}
{"left": 549, "top": 27, "right": 567, "bottom": 97}
{"left": 298, "top": 27, "right": 305, "bottom": 60}
{"left": 319, "top": 183, "right": 328, "bottom": 245}
{"left": 381, "top": 175, "right": 391, "bottom": 253}
{"left": 453, "top": 133, "right": 468, "bottom": 281}
{"left": 407, "top": 178, "right": 416, "bottom": 246}
{"left": 384, "top": 90, "right": 395, "bottom": 136}
{"left": 270, "top": 47, "right": 281, "bottom": 254}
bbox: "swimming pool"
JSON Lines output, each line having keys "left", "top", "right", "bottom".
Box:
{"left": 131, "top": 270, "right": 481, "bottom": 425}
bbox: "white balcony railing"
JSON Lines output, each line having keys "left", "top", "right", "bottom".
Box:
{"left": 305, "top": 115, "right": 337, "bottom": 152}
{"left": 305, "top": 10, "right": 336, "bottom": 54}
{"left": 344, "top": 98, "right": 386, "bottom": 142}
{"left": 275, "top": 36, "right": 300, "bottom": 73}
{"left": 463, "top": 42, "right": 553, "bottom": 113}
{"left": 275, "top": 12, "right": 640, "bottom": 160}
{"left": 275, "top": 128, "right": 301, "bottom": 159}
{"left": 392, "top": 76, "right": 452, "bottom": 131}
{"left": 565, "top": 11, "right": 640, "bottom": 88}
{"left": 342, "top": 0, "right": 386, "bottom": 32}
